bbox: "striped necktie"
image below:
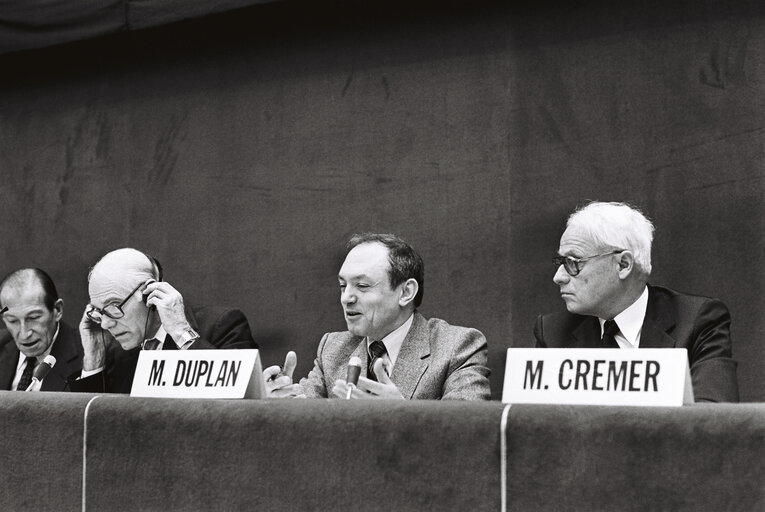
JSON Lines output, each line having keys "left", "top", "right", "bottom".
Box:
{"left": 367, "top": 340, "right": 387, "bottom": 381}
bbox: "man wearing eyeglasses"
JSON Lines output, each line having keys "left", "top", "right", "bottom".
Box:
{"left": 69, "top": 248, "right": 256, "bottom": 393}
{"left": 0, "top": 268, "right": 83, "bottom": 391}
{"left": 535, "top": 201, "right": 738, "bottom": 402}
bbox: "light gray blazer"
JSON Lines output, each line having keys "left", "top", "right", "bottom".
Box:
{"left": 299, "top": 312, "right": 491, "bottom": 400}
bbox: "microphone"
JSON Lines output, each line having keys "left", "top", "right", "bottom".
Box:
{"left": 345, "top": 356, "right": 362, "bottom": 400}
{"left": 25, "top": 355, "right": 56, "bottom": 392}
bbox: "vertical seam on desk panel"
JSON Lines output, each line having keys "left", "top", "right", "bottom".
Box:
{"left": 500, "top": 404, "right": 512, "bottom": 512}
{"left": 82, "top": 396, "right": 101, "bottom": 512}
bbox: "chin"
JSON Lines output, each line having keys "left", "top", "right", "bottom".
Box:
{"left": 118, "top": 338, "right": 141, "bottom": 350}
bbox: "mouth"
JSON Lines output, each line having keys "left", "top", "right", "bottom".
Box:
{"left": 21, "top": 340, "right": 39, "bottom": 348}
{"left": 345, "top": 311, "right": 362, "bottom": 319}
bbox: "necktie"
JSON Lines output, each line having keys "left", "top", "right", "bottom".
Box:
{"left": 143, "top": 338, "right": 161, "bottom": 351}
{"left": 17, "top": 356, "right": 36, "bottom": 391}
{"left": 602, "top": 320, "right": 620, "bottom": 348}
{"left": 368, "top": 340, "right": 387, "bottom": 381}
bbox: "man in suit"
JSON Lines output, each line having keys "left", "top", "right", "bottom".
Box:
{"left": 0, "top": 268, "right": 83, "bottom": 391}
{"left": 535, "top": 201, "right": 738, "bottom": 402}
{"left": 69, "top": 248, "right": 256, "bottom": 393}
{"left": 266, "top": 233, "right": 491, "bottom": 400}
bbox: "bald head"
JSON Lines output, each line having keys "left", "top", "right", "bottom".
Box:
{"left": 0, "top": 268, "right": 59, "bottom": 311}
{"left": 88, "top": 248, "right": 159, "bottom": 304}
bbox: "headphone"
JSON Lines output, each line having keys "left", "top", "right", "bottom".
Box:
{"left": 141, "top": 252, "right": 163, "bottom": 304}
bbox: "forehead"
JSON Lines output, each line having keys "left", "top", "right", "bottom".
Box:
{"left": 89, "top": 274, "right": 138, "bottom": 306}
{"left": 1, "top": 283, "right": 48, "bottom": 312}
{"left": 339, "top": 243, "right": 390, "bottom": 280}
{"left": 558, "top": 225, "right": 600, "bottom": 255}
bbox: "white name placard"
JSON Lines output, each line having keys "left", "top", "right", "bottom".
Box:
{"left": 502, "top": 348, "right": 694, "bottom": 407}
{"left": 131, "top": 349, "right": 264, "bottom": 399}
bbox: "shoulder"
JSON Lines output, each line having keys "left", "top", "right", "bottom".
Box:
{"left": 416, "top": 314, "right": 486, "bottom": 346}
{"left": 186, "top": 305, "right": 249, "bottom": 329}
{"left": 647, "top": 284, "right": 729, "bottom": 316}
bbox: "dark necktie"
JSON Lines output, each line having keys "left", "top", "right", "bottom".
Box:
{"left": 368, "top": 340, "right": 387, "bottom": 381}
{"left": 17, "top": 356, "right": 36, "bottom": 391}
{"left": 602, "top": 320, "right": 620, "bottom": 348}
{"left": 143, "top": 338, "right": 161, "bottom": 351}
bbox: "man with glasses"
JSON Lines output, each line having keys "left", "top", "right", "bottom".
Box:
{"left": 0, "top": 268, "right": 83, "bottom": 391}
{"left": 69, "top": 248, "right": 256, "bottom": 393}
{"left": 535, "top": 201, "right": 738, "bottom": 402}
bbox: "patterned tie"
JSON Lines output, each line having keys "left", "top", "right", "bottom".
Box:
{"left": 17, "top": 356, "right": 36, "bottom": 391}
{"left": 368, "top": 340, "right": 387, "bottom": 381}
{"left": 602, "top": 320, "right": 620, "bottom": 349}
{"left": 143, "top": 338, "right": 161, "bottom": 351}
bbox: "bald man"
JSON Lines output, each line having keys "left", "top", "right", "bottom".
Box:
{"left": 0, "top": 268, "right": 83, "bottom": 391}
{"left": 69, "top": 248, "right": 256, "bottom": 393}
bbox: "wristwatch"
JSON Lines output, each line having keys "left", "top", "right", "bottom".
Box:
{"left": 179, "top": 327, "right": 200, "bottom": 346}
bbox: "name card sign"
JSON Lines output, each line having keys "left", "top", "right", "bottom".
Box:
{"left": 502, "top": 348, "right": 694, "bottom": 407}
{"left": 131, "top": 349, "right": 264, "bottom": 399}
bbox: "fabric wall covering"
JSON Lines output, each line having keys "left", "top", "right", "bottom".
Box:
{"left": 0, "top": 0, "right": 763, "bottom": 400}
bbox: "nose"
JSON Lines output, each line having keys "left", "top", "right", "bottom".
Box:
{"left": 100, "top": 315, "right": 117, "bottom": 330}
{"left": 553, "top": 264, "right": 570, "bottom": 285}
{"left": 18, "top": 320, "right": 33, "bottom": 338}
{"left": 341, "top": 287, "right": 356, "bottom": 306}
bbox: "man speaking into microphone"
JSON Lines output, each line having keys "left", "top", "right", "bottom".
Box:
{"left": 68, "top": 248, "right": 257, "bottom": 394}
{"left": 0, "top": 268, "right": 83, "bottom": 391}
{"left": 266, "top": 233, "right": 491, "bottom": 400}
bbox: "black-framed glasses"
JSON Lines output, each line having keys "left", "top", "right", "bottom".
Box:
{"left": 86, "top": 281, "right": 144, "bottom": 323}
{"left": 553, "top": 250, "right": 624, "bottom": 277}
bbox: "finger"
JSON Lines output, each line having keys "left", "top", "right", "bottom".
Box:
{"left": 263, "top": 365, "right": 282, "bottom": 381}
{"left": 356, "top": 376, "right": 384, "bottom": 395}
{"left": 270, "top": 384, "right": 304, "bottom": 398}
{"left": 332, "top": 379, "right": 349, "bottom": 398}
{"left": 271, "top": 375, "right": 293, "bottom": 390}
{"left": 373, "top": 359, "right": 392, "bottom": 384}
{"left": 283, "top": 351, "right": 297, "bottom": 378}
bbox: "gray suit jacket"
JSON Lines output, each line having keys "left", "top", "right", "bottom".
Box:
{"left": 300, "top": 312, "right": 491, "bottom": 400}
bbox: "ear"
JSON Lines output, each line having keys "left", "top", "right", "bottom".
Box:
{"left": 52, "top": 298, "right": 64, "bottom": 322}
{"left": 398, "top": 278, "right": 419, "bottom": 307}
{"left": 617, "top": 251, "right": 635, "bottom": 280}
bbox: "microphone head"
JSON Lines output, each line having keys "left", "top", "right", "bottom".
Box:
{"left": 346, "top": 356, "right": 363, "bottom": 386}
{"left": 32, "top": 355, "right": 56, "bottom": 381}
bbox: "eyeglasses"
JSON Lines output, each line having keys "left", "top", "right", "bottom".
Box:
{"left": 553, "top": 250, "right": 624, "bottom": 277}
{"left": 86, "top": 281, "right": 144, "bottom": 323}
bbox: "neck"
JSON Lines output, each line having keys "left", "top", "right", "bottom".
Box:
{"left": 600, "top": 280, "right": 646, "bottom": 320}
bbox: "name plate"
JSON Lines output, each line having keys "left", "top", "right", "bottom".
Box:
{"left": 502, "top": 348, "right": 694, "bottom": 407}
{"left": 131, "top": 349, "right": 264, "bottom": 399}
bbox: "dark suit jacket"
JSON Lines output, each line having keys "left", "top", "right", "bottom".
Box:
{"left": 0, "top": 321, "right": 83, "bottom": 391}
{"left": 69, "top": 305, "right": 256, "bottom": 394}
{"left": 300, "top": 312, "right": 491, "bottom": 400}
{"left": 534, "top": 284, "right": 738, "bottom": 403}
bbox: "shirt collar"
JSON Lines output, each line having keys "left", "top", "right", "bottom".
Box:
{"left": 366, "top": 313, "right": 414, "bottom": 367}
{"left": 599, "top": 286, "right": 649, "bottom": 347}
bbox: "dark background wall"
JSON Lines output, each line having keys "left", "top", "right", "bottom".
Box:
{"left": 0, "top": 0, "right": 762, "bottom": 400}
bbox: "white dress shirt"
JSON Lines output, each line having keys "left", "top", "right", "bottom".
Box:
{"left": 598, "top": 286, "right": 649, "bottom": 348}
{"left": 365, "top": 313, "right": 414, "bottom": 374}
{"left": 12, "top": 323, "right": 60, "bottom": 391}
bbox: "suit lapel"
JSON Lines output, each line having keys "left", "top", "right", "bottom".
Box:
{"left": 639, "top": 285, "right": 677, "bottom": 348}
{"left": 43, "top": 323, "right": 80, "bottom": 391}
{"left": 390, "top": 313, "right": 429, "bottom": 399}
{"left": 0, "top": 338, "right": 20, "bottom": 390}
{"left": 570, "top": 316, "right": 602, "bottom": 348}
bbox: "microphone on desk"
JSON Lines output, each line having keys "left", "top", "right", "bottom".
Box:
{"left": 345, "top": 356, "right": 362, "bottom": 400}
{"left": 25, "top": 355, "right": 56, "bottom": 392}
